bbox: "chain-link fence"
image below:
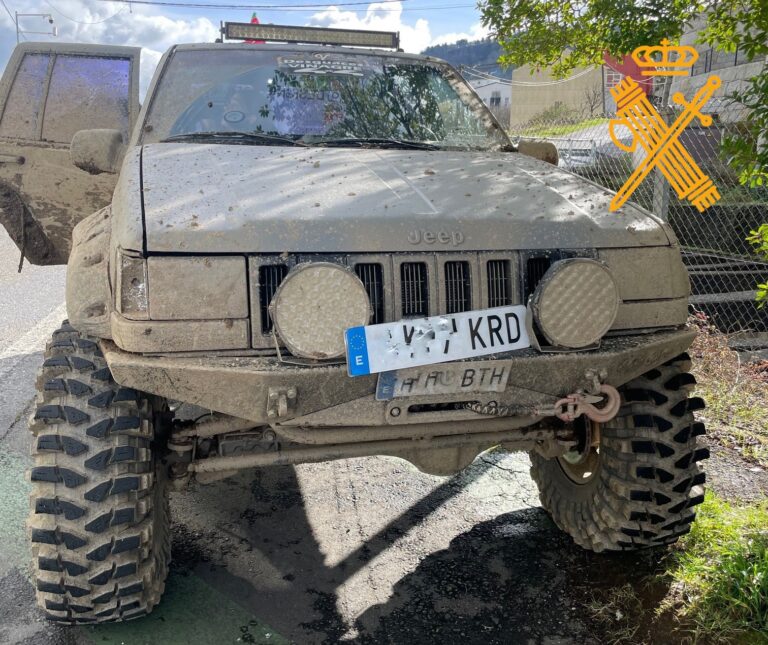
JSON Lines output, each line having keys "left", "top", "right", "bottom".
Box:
{"left": 502, "top": 97, "right": 768, "bottom": 343}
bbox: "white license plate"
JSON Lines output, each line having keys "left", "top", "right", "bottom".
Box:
{"left": 345, "top": 305, "right": 530, "bottom": 377}
{"left": 376, "top": 364, "right": 512, "bottom": 400}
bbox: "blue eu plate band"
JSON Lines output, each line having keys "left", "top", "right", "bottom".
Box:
{"left": 345, "top": 326, "right": 370, "bottom": 376}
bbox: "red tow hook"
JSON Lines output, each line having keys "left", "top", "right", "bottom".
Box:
{"left": 553, "top": 384, "right": 621, "bottom": 423}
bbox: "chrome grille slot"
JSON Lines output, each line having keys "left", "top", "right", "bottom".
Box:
{"left": 258, "top": 264, "right": 288, "bottom": 333}
{"left": 400, "top": 262, "right": 429, "bottom": 317}
{"left": 444, "top": 261, "right": 471, "bottom": 313}
{"left": 355, "top": 263, "right": 384, "bottom": 324}
{"left": 524, "top": 256, "right": 551, "bottom": 302}
{"left": 487, "top": 259, "right": 512, "bottom": 307}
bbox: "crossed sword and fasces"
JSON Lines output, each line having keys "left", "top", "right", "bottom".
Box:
{"left": 608, "top": 75, "right": 722, "bottom": 212}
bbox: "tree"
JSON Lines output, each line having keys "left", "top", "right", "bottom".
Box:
{"left": 582, "top": 83, "right": 603, "bottom": 118}
{"left": 479, "top": 0, "right": 768, "bottom": 301}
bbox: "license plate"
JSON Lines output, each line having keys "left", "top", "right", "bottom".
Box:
{"left": 376, "top": 364, "right": 512, "bottom": 400}
{"left": 345, "top": 305, "right": 529, "bottom": 377}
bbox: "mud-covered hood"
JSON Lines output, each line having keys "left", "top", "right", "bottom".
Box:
{"left": 139, "top": 143, "right": 672, "bottom": 253}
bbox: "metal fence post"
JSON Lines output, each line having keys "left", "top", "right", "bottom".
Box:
{"left": 652, "top": 79, "right": 673, "bottom": 221}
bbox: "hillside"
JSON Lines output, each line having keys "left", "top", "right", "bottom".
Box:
{"left": 421, "top": 38, "right": 510, "bottom": 78}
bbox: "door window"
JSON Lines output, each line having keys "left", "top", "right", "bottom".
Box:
{"left": 42, "top": 55, "right": 131, "bottom": 143}
{"left": 0, "top": 53, "right": 50, "bottom": 140}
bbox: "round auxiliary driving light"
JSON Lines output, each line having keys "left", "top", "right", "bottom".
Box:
{"left": 269, "top": 262, "right": 371, "bottom": 360}
{"left": 530, "top": 259, "right": 619, "bottom": 349}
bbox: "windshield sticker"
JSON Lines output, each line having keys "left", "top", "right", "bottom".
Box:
{"left": 269, "top": 93, "right": 346, "bottom": 135}
{"left": 273, "top": 88, "right": 342, "bottom": 102}
{"left": 277, "top": 54, "right": 381, "bottom": 77}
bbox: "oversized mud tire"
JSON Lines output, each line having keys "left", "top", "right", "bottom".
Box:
{"left": 530, "top": 353, "right": 709, "bottom": 552}
{"left": 27, "top": 321, "right": 170, "bottom": 623}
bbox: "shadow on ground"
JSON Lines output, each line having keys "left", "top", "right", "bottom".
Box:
{"left": 161, "top": 461, "right": 675, "bottom": 645}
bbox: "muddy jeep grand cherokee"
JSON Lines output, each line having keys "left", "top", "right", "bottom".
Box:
{"left": 0, "top": 24, "right": 707, "bottom": 623}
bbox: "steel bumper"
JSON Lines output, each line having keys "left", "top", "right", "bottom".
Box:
{"left": 101, "top": 327, "right": 696, "bottom": 427}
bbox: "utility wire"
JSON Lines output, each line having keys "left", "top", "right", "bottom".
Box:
{"left": 89, "top": 0, "right": 414, "bottom": 8}
{"left": 0, "top": 0, "right": 25, "bottom": 40}
{"left": 0, "top": 0, "right": 27, "bottom": 40}
{"left": 44, "top": 0, "right": 127, "bottom": 24}
{"left": 464, "top": 66, "right": 596, "bottom": 85}
{"left": 463, "top": 65, "right": 598, "bottom": 86}
{"left": 86, "top": 0, "right": 476, "bottom": 10}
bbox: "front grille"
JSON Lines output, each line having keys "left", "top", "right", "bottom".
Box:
{"left": 249, "top": 251, "right": 562, "bottom": 349}
{"left": 524, "top": 256, "right": 551, "bottom": 301}
{"left": 487, "top": 259, "right": 512, "bottom": 307}
{"left": 258, "top": 264, "right": 288, "bottom": 332}
{"left": 444, "top": 261, "right": 471, "bottom": 313}
{"left": 401, "top": 262, "right": 429, "bottom": 317}
{"left": 355, "top": 263, "right": 384, "bottom": 324}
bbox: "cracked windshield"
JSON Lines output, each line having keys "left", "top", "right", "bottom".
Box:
{"left": 144, "top": 49, "right": 508, "bottom": 150}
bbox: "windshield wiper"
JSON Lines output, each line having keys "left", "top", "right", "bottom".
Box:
{"left": 310, "top": 137, "right": 440, "bottom": 151}
{"left": 160, "top": 132, "right": 308, "bottom": 147}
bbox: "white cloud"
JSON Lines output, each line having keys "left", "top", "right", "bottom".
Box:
{"left": 1, "top": 0, "right": 488, "bottom": 96}
{"left": 0, "top": 0, "right": 218, "bottom": 97}
{"left": 309, "top": 2, "right": 431, "bottom": 53}
{"left": 430, "top": 22, "right": 489, "bottom": 47}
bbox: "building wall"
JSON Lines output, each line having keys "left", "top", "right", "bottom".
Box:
{"left": 671, "top": 16, "right": 766, "bottom": 122}
{"left": 468, "top": 79, "right": 512, "bottom": 127}
{"left": 603, "top": 53, "right": 654, "bottom": 115}
{"left": 468, "top": 79, "right": 510, "bottom": 107}
{"left": 508, "top": 65, "right": 602, "bottom": 126}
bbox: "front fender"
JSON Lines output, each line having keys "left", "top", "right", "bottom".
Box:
{"left": 66, "top": 207, "right": 114, "bottom": 338}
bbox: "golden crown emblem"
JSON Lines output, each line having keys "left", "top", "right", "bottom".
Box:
{"left": 631, "top": 39, "right": 699, "bottom": 76}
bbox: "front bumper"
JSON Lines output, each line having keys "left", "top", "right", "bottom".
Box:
{"left": 102, "top": 327, "right": 696, "bottom": 427}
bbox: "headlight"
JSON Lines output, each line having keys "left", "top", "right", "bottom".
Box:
{"left": 270, "top": 262, "right": 371, "bottom": 359}
{"left": 530, "top": 259, "right": 619, "bottom": 349}
{"left": 117, "top": 252, "right": 148, "bottom": 320}
{"left": 147, "top": 256, "right": 248, "bottom": 320}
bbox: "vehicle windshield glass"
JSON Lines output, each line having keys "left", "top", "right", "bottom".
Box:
{"left": 142, "top": 48, "right": 510, "bottom": 151}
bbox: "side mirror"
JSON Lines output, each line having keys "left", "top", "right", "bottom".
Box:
{"left": 517, "top": 139, "right": 559, "bottom": 166}
{"left": 70, "top": 129, "right": 125, "bottom": 175}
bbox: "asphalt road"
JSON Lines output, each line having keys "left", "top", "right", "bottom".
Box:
{"left": 0, "top": 229, "right": 665, "bottom": 645}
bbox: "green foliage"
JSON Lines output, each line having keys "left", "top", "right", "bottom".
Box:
{"left": 721, "top": 68, "right": 768, "bottom": 190}
{"left": 422, "top": 37, "right": 509, "bottom": 77}
{"left": 519, "top": 116, "right": 607, "bottom": 137}
{"left": 479, "top": 0, "right": 703, "bottom": 77}
{"left": 479, "top": 0, "right": 768, "bottom": 184}
{"left": 524, "top": 100, "right": 581, "bottom": 127}
{"left": 665, "top": 492, "right": 768, "bottom": 640}
{"left": 747, "top": 224, "right": 768, "bottom": 305}
{"left": 480, "top": 0, "right": 768, "bottom": 303}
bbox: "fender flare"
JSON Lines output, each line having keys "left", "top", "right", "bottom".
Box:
{"left": 66, "top": 206, "right": 114, "bottom": 339}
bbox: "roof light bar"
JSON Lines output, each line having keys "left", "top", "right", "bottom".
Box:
{"left": 222, "top": 22, "right": 400, "bottom": 50}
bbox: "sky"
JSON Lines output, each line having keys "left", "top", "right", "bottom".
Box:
{"left": 0, "top": 0, "right": 490, "bottom": 95}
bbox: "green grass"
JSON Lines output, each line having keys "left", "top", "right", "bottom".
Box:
{"left": 690, "top": 319, "right": 768, "bottom": 466}
{"left": 588, "top": 494, "right": 768, "bottom": 644}
{"left": 663, "top": 492, "right": 768, "bottom": 642}
{"left": 515, "top": 117, "right": 608, "bottom": 138}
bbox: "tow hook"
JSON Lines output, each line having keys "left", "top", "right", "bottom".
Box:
{"left": 551, "top": 384, "right": 621, "bottom": 423}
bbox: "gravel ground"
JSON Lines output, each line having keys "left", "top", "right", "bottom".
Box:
{"left": 700, "top": 436, "right": 768, "bottom": 502}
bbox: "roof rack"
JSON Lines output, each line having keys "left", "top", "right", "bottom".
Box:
{"left": 220, "top": 22, "right": 400, "bottom": 50}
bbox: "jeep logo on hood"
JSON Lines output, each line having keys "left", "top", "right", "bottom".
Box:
{"left": 408, "top": 229, "right": 465, "bottom": 246}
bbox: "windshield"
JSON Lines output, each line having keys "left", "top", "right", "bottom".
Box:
{"left": 141, "top": 48, "right": 510, "bottom": 151}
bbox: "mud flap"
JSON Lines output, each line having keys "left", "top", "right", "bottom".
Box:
{"left": 0, "top": 179, "right": 63, "bottom": 267}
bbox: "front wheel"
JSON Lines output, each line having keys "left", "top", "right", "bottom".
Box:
{"left": 530, "top": 353, "right": 709, "bottom": 552}
{"left": 28, "top": 321, "right": 170, "bottom": 623}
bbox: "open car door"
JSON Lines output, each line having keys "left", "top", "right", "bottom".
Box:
{"left": 0, "top": 42, "right": 140, "bottom": 266}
